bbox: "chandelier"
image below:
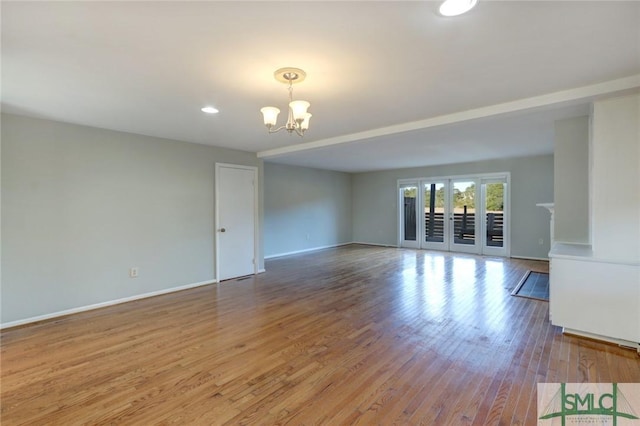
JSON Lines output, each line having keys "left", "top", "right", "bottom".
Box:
{"left": 260, "top": 67, "right": 312, "bottom": 137}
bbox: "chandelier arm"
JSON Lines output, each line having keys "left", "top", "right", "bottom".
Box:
{"left": 268, "top": 123, "right": 304, "bottom": 136}
{"left": 267, "top": 125, "right": 288, "bottom": 134}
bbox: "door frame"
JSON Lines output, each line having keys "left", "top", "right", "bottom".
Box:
{"left": 397, "top": 172, "right": 511, "bottom": 257}
{"left": 215, "top": 163, "right": 259, "bottom": 282}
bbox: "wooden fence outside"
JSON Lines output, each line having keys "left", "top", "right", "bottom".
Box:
{"left": 425, "top": 211, "right": 504, "bottom": 243}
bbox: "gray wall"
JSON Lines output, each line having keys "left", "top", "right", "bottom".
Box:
{"left": 1, "top": 113, "right": 262, "bottom": 324}
{"left": 554, "top": 116, "right": 589, "bottom": 244}
{"left": 352, "top": 155, "right": 554, "bottom": 259}
{"left": 264, "top": 162, "right": 352, "bottom": 257}
{"left": 1, "top": 112, "right": 557, "bottom": 323}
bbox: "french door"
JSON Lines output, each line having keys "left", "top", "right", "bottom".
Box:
{"left": 399, "top": 184, "right": 420, "bottom": 249}
{"left": 399, "top": 174, "right": 509, "bottom": 256}
{"left": 423, "top": 181, "right": 448, "bottom": 251}
{"left": 449, "top": 179, "right": 480, "bottom": 254}
{"left": 480, "top": 178, "right": 508, "bottom": 257}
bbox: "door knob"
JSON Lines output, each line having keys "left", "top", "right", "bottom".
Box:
{"left": 219, "top": 228, "right": 226, "bottom": 233}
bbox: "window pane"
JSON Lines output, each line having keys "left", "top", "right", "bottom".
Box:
{"left": 403, "top": 187, "right": 417, "bottom": 241}
{"left": 485, "top": 183, "right": 504, "bottom": 248}
{"left": 453, "top": 181, "right": 475, "bottom": 245}
{"left": 424, "top": 183, "right": 445, "bottom": 243}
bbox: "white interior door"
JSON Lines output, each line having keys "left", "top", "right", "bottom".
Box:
{"left": 216, "top": 164, "right": 257, "bottom": 281}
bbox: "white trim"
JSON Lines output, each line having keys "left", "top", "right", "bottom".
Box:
{"left": 215, "top": 163, "right": 260, "bottom": 282}
{"left": 549, "top": 242, "right": 640, "bottom": 266}
{"left": 265, "top": 242, "right": 352, "bottom": 259}
{"left": 352, "top": 241, "right": 399, "bottom": 248}
{"left": 511, "top": 255, "right": 549, "bottom": 261}
{"left": 398, "top": 171, "right": 511, "bottom": 185}
{"left": 258, "top": 75, "right": 640, "bottom": 159}
{"left": 0, "top": 280, "right": 216, "bottom": 330}
{"left": 550, "top": 255, "right": 640, "bottom": 267}
{"left": 258, "top": 268, "right": 266, "bottom": 274}
{"left": 562, "top": 327, "right": 639, "bottom": 352}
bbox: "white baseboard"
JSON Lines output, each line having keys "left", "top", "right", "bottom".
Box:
{"left": 510, "top": 255, "right": 549, "bottom": 261}
{"left": 352, "top": 241, "right": 398, "bottom": 248}
{"left": 563, "top": 327, "right": 639, "bottom": 353}
{"left": 264, "top": 242, "right": 352, "bottom": 260}
{"left": 0, "top": 279, "right": 216, "bottom": 330}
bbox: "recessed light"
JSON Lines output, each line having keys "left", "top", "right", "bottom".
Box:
{"left": 439, "top": 0, "right": 478, "bottom": 17}
{"left": 201, "top": 106, "right": 219, "bottom": 114}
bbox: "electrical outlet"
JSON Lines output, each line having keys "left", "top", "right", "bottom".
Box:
{"left": 306, "top": 233, "right": 310, "bottom": 240}
{"left": 129, "top": 267, "right": 139, "bottom": 278}
{"left": 538, "top": 238, "right": 544, "bottom": 245}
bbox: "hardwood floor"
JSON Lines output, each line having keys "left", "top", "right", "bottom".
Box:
{"left": 2, "top": 245, "right": 638, "bottom": 425}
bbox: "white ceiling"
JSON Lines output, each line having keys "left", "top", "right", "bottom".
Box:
{"left": 2, "top": 1, "right": 639, "bottom": 172}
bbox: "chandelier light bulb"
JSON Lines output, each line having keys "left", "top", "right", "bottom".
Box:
{"left": 289, "top": 100, "right": 310, "bottom": 123}
{"left": 300, "top": 113, "right": 312, "bottom": 131}
{"left": 260, "top": 107, "right": 280, "bottom": 127}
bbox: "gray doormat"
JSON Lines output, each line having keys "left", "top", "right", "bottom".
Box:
{"left": 512, "top": 271, "right": 549, "bottom": 301}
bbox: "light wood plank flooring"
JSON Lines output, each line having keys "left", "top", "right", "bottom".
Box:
{"left": 2, "top": 245, "right": 639, "bottom": 425}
